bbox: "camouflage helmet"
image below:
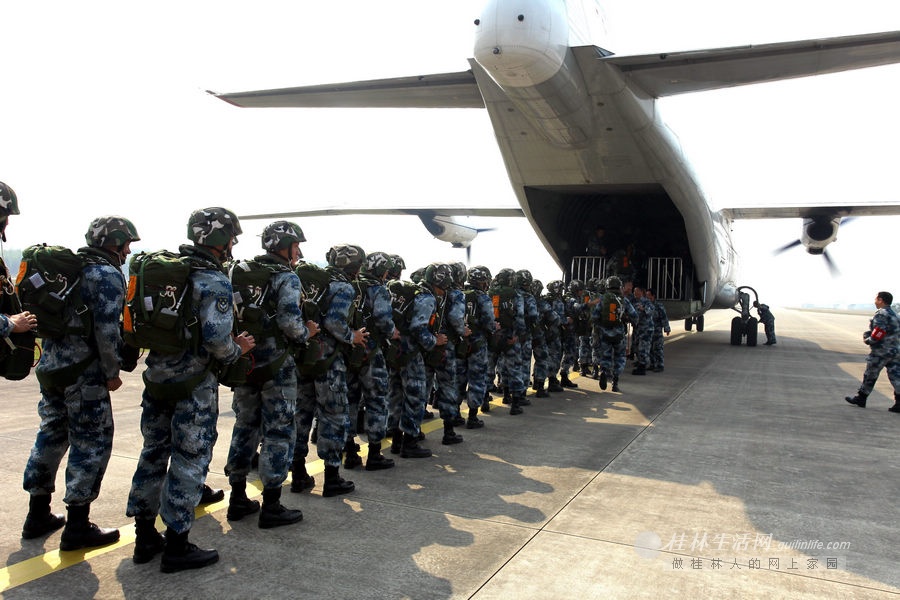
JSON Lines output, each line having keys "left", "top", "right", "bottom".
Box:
{"left": 515, "top": 269, "right": 533, "bottom": 291}
{"left": 495, "top": 268, "right": 516, "bottom": 287}
{"left": 424, "top": 262, "right": 453, "bottom": 289}
{"left": 568, "top": 279, "right": 584, "bottom": 294}
{"left": 362, "top": 251, "right": 394, "bottom": 279}
{"left": 605, "top": 275, "right": 623, "bottom": 291}
{"left": 187, "top": 207, "right": 242, "bottom": 247}
{"left": 0, "top": 181, "right": 19, "bottom": 218}
{"left": 387, "top": 254, "right": 406, "bottom": 279}
{"left": 467, "top": 265, "right": 491, "bottom": 286}
{"left": 262, "top": 220, "right": 305, "bottom": 252}
{"left": 546, "top": 280, "right": 564, "bottom": 296}
{"left": 531, "top": 279, "right": 544, "bottom": 297}
{"left": 410, "top": 266, "right": 425, "bottom": 284}
{"left": 85, "top": 216, "right": 141, "bottom": 248}
{"left": 326, "top": 243, "right": 366, "bottom": 271}
{"left": 450, "top": 262, "right": 467, "bottom": 286}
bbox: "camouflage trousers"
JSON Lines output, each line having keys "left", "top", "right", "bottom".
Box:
{"left": 292, "top": 375, "right": 317, "bottom": 466}
{"left": 545, "top": 334, "right": 562, "bottom": 379}
{"left": 560, "top": 331, "right": 578, "bottom": 374}
{"left": 497, "top": 341, "right": 525, "bottom": 394}
{"left": 23, "top": 360, "right": 113, "bottom": 506}
{"left": 531, "top": 336, "right": 550, "bottom": 381}
{"left": 427, "top": 341, "right": 460, "bottom": 421}
{"left": 649, "top": 329, "right": 665, "bottom": 368}
{"left": 313, "top": 355, "right": 351, "bottom": 467}
{"left": 599, "top": 328, "right": 628, "bottom": 377}
{"left": 389, "top": 352, "right": 428, "bottom": 436}
{"left": 634, "top": 325, "right": 653, "bottom": 365}
{"left": 226, "top": 356, "right": 297, "bottom": 489}
{"left": 578, "top": 334, "right": 592, "bottom": 365}
{"left": 461, "top": 339, "right": 490, "bottom": 409}
{"left": 347, "top": 348, "right": 390, "bottom": 444}
{"left": 126, "top": 372, "right": 219, "bottom": 534}
{"left": 519, "top": 338, "right": 533, "bottom": 388}
{"left": 860, "top": 349, "right": 900, "bottom": 396}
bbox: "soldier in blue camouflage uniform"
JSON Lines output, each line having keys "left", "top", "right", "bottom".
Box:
{"left": 845, "top": 291, "right": 900, "bottom": 411}
{"left": 543, "top": 280, "right": 567, "bottom": 393}
{"left": 558, "top": 280, "right": 583, "bottom": 389}
{"left": 646, "top": 288, "right": 671, "bottom": 372}
{"left": 345, "top": 251, "right": 398, "bottom": 471}
{"left": 388, "top": 266, "right": 445, "bottom": 458}
{"left": 22, "top": 216, "right": 139, "bottom": 551}
{"left": 306, "top": 245, "right": 369, "bottom": 496}
{"left": 515, "top": 270, "right": 538, "bottom": 406}
{"left": 595, "top": 276, "right": 637, "bottom": 392}
{"left": 126, "top": 208, "right": 255, "bottom": 572}
{"left": 491, "top": 269, "right": 527, "bottom": 414}
{"left": 530, "top": 279, "right": 556, "bottom": 397}
{"left": 0, "top": 182, "right": 37, "bottom": 347}
{"left": 630, "top": 285, "right": 655, "bottom": 376}
{"left": 224, "top": 221, "right": 318, "bottom": 528}
{"left": 460, "top": 266, "right": 495, "bottom": 428}
{"left": 587, "top": 278, "right": 607, "bottom": 379}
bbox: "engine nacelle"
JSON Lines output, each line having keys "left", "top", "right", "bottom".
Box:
{"left": 418, "top": 214, "right": 479, "bottom": 248}
{"left": 800, "top": 216, "right": 841, "bottom": 255}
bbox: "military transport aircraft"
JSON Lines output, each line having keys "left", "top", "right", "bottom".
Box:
{"left": 209, "top": 0, "right": 900, "bottom": 331}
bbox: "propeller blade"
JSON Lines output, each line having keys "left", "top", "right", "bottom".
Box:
{"left": 822, "top": 250, "right": 841, "bottom": 277}
{"left": 773, "top": 239, "right": 802, "bottom": 255}
{"left": 466, "top": 245, "right": 471, "bottom": 264}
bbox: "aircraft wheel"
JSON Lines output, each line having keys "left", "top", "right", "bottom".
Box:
{"left": 730, "top": 317, "right": 743, "bottom": 345}
{"left": 684, "top": 318, "right": 693, "bottom": 332}
{"left": 746, "top": 317, "right": 759, "bottom": 347}
{"left": 696, "top": 315, "right": 704, "bottom": 332}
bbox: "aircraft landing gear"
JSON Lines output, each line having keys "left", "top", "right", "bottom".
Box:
{"left": 730, "top": 286, "right": 759, "bottom": 346}
{"left": 684, "top": 315, "right": 704, "bottom": 332}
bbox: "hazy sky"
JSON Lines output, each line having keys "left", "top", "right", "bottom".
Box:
{"left": 2, "top": 0, "right": 899, "bottom": 308}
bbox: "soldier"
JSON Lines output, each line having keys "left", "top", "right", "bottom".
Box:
{"left": 543, "top": 280, "right": 567, "bottom": 392}
{"left": 845, "top": 291, "right": 900, "bottom": 411}
{"left": 0, "top": 181, "right": 37, "bottom": 343}
{"left": 531, "top": 279, "right": 557, "bottom": 397}
{"left": 559, "top": 279, "right": 585, "bottom": 388}
{"left": 753, "top": 300, "right": 777, "bottom": 345}
{"left": 22, "top": 217, "right": 139, "bottom": 550}
{"left": 224, "top": 221, "right": 318, "bottom": 528}
{"left": 346, "top": 251, "right": 399, "bottom": 470}
{"left": 490, "top": 268, "right": 527, "bottom": 414}
{"left": 516, "top": 270, "right": 538, "bottom": 405}
{"left": 630, "top": 285, "right": 655, "bottom": 376}
{"left": 461, "top": 266, "right": 495, "bottom": 428}
{"left": 126, "top": 207, "right": 255, "bottom": 572}
{"left": 311, "top": 244, "right": 369, "bottom": 495}
{"left": 646, "top": 288, "right": 670, "bottom": 372}
{"left": 595, "top": 276, "right": 637, "bottom": 392}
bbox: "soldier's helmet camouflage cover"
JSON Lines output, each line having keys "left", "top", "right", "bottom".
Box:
{"left": 410, "top": 267, "right": 425, "bottom": 283}
{"left": 568, "top": 279, "right": 584, "bottom": 294}
{"left": 546, "top": 280, "right": 564, "bottom": 296}
{"left": 187, "top": 207, "right": 242, "bottom": 247}
{"left": 467, "top": 265, "right": 491, "bottom": 286}
{"left": 0, "top": 181, "right": 19, "bottom": 242}
{"left": 85, "top": 216, "right": 141, "bottom": 248}
{"left": 531, "top": 279, "right": 543, "bottom": 296}
{"left": 326, "top": 244, "right": 366, "bottom": 270}
{"left": 495, "top": 268, "right": 516, "bottom": 287}
{"left": 450, "top": 262, "right": 467, "bottom": 286}
{"left": 362, "top": 251, "right": 394, "bottom": 279}
{"left": 424, "top": 263, "right": 453, "bottom": 289}
{"left": 515, "top": 269, "right": 533, "bottom": 291}
{"left": 262, "top": 220, "right": 305, "bottom": 252}
{"left": 605, "top": 275, "right": 623, "bottom": 291}
{"left": 387, "top": 254, "right": 406, "bottom": 279}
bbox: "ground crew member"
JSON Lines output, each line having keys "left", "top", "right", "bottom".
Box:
{"left": 845, "top": 291, "right": 900, "bottom": 411}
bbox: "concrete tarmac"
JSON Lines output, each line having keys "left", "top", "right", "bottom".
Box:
{"left": 1, "top": 308, "right": 898, "bottom": 599}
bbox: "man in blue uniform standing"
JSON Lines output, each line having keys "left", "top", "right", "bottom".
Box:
{"left": 23, "top": 216, "right": 140, "bottom": 550}
{"left": 126, "top": 207, "right": 255, "bottom": 572}
{"left": 845, "top": 291, "right": 900, "bottom": 411}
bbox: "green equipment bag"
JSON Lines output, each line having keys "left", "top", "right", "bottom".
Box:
{"left": 387, "top": 279, "right": 423, "bottom": 334}
{"left": 15, "top": 244, "right": 91, "bottom": 340}
{"left": 294, "top": 262, "right": 337, "bottom": 377}
{"left": 228, "top": 258, "right": 288, "bottom": 341}
{"left": 124, "top": 250, "right": 195, "bottom": 354}
{"left": 598, "top": 292, "right": 624, "bottom": 328}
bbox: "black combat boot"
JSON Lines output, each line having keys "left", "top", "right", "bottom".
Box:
{"left": 890, "top": 393, "right": 900, "bottom": 413}
{"left": 547, "top": 376, "right": 564, "bottom": 392}
{"left": 199, "top": 483, "right": 224, "bottom": 505}
{"left": 290, "top": 462, "right": 315, "bottom": 493}
{"left": 343, "top": 439, "right": 362, "bottom": 470}
{"left": 22, "top": 493, "right": 65, "bottom": 539}
{"left": 845, "top": 392, "right": 868, "bottom": 408}
{"left": 519, "top": 393, "right": 531, "bottom": 406}
{"left": 442, "top": 418, "right": 464, "bottom": 445}
{"left": 160, "top": 528, "right": 218, "bottom": 573}
{"left": 59, "top": 503, "right": 119, "bottom": 551}
{"left": 560, "top": 372, "right": 578, "bottom": 388}
{"left": 599, "top": 371, "right": 608, "bottom": 390}
{"left": 611, "top": 376, "right": 620, "bottom": 393}
{"left": 258, "top": 487, "right": 303, "bottom": 529}
{"left": 322, "top": 465, "right": 355, "bottom": 497}
{"left": 592, "top": 364, "right": 600, "bottom": 379}
{"left": 133, "top": 517, "right": 165, "bottom": 564}
{"left": 365, "top": 443, "right": 395, "bottom": 471}
{"left": 389, "top": 429, "right": 403, "bottom": 455}
{"left": 481, "top": 391, "right": 492, "bottom": 412}
{"left": 227, "top": 480, "right": 260, "bottom": 521}
{"left": 466, "top": 405, "right": 484, "bottom": 429}
{"left": 502, "top": 386, "right": 512, "bottom": 405}
{"left": 533, "top": 379, "right": 549, "bottom": 398}
{"left": 509, "top": 395, "right": 524, "bottom": 416}
{"left": 400, "top": 432, "right": 432, "bottom": 458}
{"left": 632, "top": 363, "right": 647, "bottom": 376}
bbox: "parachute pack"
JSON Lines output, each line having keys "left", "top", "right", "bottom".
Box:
{"left": 388, "top": 279, "right": 425, "bottom": 334}
{"left": 123, "top": 250, "right": 196, "bottom": 354}
{"left": 489, "top": 284, "right": 517, "bottom": 330}
{"left": 16, "top": 244, "right": 92, "bottom": 340}
{"left": 228, "top": 258, "right": 290, "bottom": 342}
{"left": 598, "top": 292, "right": 624, "bottom": 328}
{"left": 294, "top": 262, "right": 332, "bottom": 323}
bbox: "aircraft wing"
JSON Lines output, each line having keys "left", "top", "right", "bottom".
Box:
{"left": 238, "top": 207, "right": 523, "bottom": 220}
{"left": 210, "top": 71, "right": 483, "bottom": 109}
{"left": 720, "top": 203, "right": 900, "bottom": 220}
{"left": 603, "top": 31, "right": 900, "bottom": 98}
